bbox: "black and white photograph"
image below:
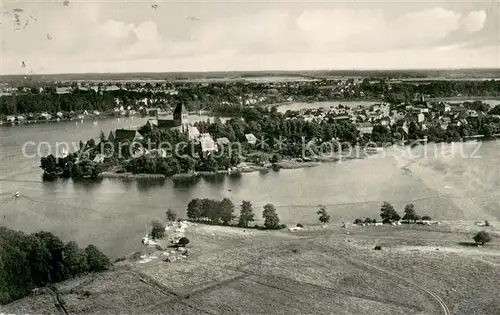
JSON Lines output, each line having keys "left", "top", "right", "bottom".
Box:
{"left": 0, "top": 0, "right": 499, "bottom": 314}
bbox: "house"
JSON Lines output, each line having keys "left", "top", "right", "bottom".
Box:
{"left": 6, "top": 115, "right": 15, "bottom": 122}
{"left": 245, "top": 133, "right": 257, "bottom": 145}
{"left": 56, "top": 112, "right": 63, "bottom": 118}
{"left": 417, "top": 113, "right": 425, "bottom": 123}
{"left": 466, "top": 110, "right": 478, "bottom": 118}
{"left": 402, "top": 121, "right": 409, "bottom": 134}
{"left": 450, "top": 106, "right": 466, "bottom": 114}
{"left": 187, "top": 125, "right": 200, "bottom": 140}
{"left": 93, "top": 154, "right": 106, "bottom": 163}
{"left": 16, "top": 115, "right": 25, "bottom": 121}
{"left": 331, "top": 115, "right": 350, "bottom": 122}
{"left": 216, "top": 137, "right": 230, "bottom": 146}
{"left": 357, "top": 122, "right": 373, "bottom": 135}
{"left": 39, "top": 113, "right": 52, "bottom": 120}
{"left": 56, "top": 87, "right": 71, "bottom": 94}
{"left": 199, "top": 133, "right": 217, "bottom": 152}
{"left": 115, "top": 129, "right": 144, "bottom": 142}
{"left": 149, "top": 148, "right": 167, "bottom": 158}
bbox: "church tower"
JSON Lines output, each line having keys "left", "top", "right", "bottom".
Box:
{"left": 173, "top": 103, "right": 188, "bottom": 126}
{"left": 173, "top": 102, "right": 189, "bottom": 132}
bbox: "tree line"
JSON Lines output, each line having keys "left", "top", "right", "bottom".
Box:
{"left": 3, "top": 79, "right": 499, "bottom": 117}
{"left": 0, "top": 227, "right": 111, "bottom": 304}
{"left": 185, "top": 198, "right": 283, "bottom": 229}
{"left": 353, "top": 202, "right": 432, "bottom": 225}
{"left": 184, "top": 199, "right": 331, "bottom": 229}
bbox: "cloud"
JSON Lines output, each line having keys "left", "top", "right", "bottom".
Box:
{"left": 0, "top": 4, "right": 496, "bottom": 74}
{"left": 461, "top": 10, "right": 487, "bottom": 32}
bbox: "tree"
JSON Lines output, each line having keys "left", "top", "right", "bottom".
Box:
{"left": 402, "top": 204, "right": 418, "bottom": 222}
{"left": 186, "top": 198, "right": 203, "bottom": 221}
{"left": 150, "top": 220, "right": 166, "bottom": 239}
{"left": 33, "top": 231, "right": 65, "bottom": 283}
{"left": 422, "top": 215, "right": 432, "bottom": 221}
{"left": 62, "top": 241, "right": 88, "bottom": 278}
{"left": 262, "top": 204, "right": 280, "bottom": 229}
{"left": 219, "top": 198, "right": 235, "bottom": 225}
{"left": 317, "top": 205, "right": 330, "bottom": 224}
{"left": 473, "top": 231, "right": 492, "bottom": 245}
{"left": 166, "top": 209, "right": 177, "bottom": 222}
{"left": 238, "top": 201, "right": 255, "bottom": 228}
{"left": 84, "top": 245, "right": 110, "bottom": 272}
{"left": 201, "top": 198, "right": 220, "bottom": 223}
{"left": 380, "top": 202, "right": 400, "bottom": 223}
{"left": 353, "top": 218, "right": 363, "bottom": 225}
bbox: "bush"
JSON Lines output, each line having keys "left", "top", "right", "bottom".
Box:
{"left": 353, "top": 218, "right": 363, "bottom": 225}
{"left": 151, "top": 220, "right": 166, "bottom": 239}
{"left": 166, "top": 209, "right": 177, "bottom": 222}
{"left": 422, "top": 215, "right": 432, "bottom": 221}
{"left": 296, "top": 223, "right": 304, "bottom": 228}
{"left": 473, "top": 231, "right": 492, "bottom": 245}
{"left": 177, "top": 237, "right": 190, "bottom": 247}
{"left": 113, "top": 257, "right": 126, "bottom": 263}
{"left": 374, "top": 245, "right": 382, "bottom": 250}
{"left": 131, "top": 251, "right": 142, "bottom": 260}
{"left": 485, "top": 220, "right": 490, "bottom": 227}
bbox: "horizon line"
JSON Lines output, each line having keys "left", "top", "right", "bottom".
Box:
{"left": 1, "top": 67, "right": 500, "bottom": 78}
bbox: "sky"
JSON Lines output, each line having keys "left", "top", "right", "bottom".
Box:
{"left": 0, "top": 0, "right": 499, "bottom": 74}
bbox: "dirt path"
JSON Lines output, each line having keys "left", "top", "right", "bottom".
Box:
{"left": 345, "top": 257, "right": 451, "bottom": 315}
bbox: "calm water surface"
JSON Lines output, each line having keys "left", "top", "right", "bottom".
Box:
{"left": 1, "top": 113, "right": 499, "bottom": 258}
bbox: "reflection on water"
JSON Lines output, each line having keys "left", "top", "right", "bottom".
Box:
{"left": 203, "top": 174, "right": 226, "bottom": 184}
{"left": 119, "top": 179, "right": 134, "bottom": 191}
{"left": 172, "top": 176, "right": 201, "bottom": 188}
{"left": 137, "top": 179, "right": 166, "bottom": 191}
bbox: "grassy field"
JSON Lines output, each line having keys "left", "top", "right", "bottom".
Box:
{"left": 2, "top": 222, "right": 499, "bottom": 314}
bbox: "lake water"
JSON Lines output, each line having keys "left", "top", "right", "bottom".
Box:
{"left": 1, "top": 112, "right": 500, "bottom": 258}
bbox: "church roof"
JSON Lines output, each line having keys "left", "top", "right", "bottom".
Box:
{"left": 173, "top": 103, "right": 188, "bottom": 116}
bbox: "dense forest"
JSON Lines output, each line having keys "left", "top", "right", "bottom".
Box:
{"left": 0, "top": 227, "right": 111, "bottom": 304}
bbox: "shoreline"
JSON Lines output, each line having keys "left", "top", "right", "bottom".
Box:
{"left": 0, "top": 114, "right": 144, "bottom": 127}
{"left": 99, "top": 152, "right": 369, "bottom": 181}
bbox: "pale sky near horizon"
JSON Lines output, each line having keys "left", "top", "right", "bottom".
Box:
{"left": 0, "top": 0, "right": 499, "bottom": 74}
